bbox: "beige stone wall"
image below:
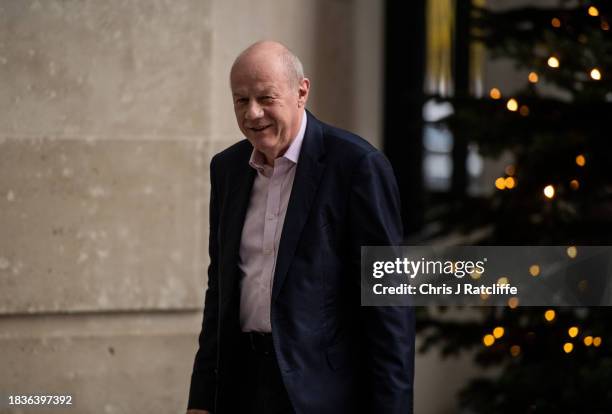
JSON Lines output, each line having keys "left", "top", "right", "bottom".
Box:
{"left": 0, "top": 1, "right": 384, "bottom": 413}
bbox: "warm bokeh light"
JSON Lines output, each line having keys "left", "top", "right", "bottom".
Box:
{"left": 529, "top": 264, "right": 540, "bottom": 276}
{"left": 576, "top": 154, "right": 586, "bottom": 166}
{"left": 493, "top": 327, "right": 505, "bottom": 339}
{"left": 567, "top": 246, "right": 577, "bottom": 259}
{"left": 590, "top": 68, "right": 602, "bottom": 80}
{"left": 495, "top": 177, "right": 506, "bottom": 190}
{"left": 545, "top": 309, "right": 556, "bottom": 322}
{"left": 603, "top": 20, "right": 610, "bottom": 31}
{"left": 470, "top": 270, "right": 482, "bottom": 280}
{"left": 507, "top": 98, "right": 519, "bottom": 111}
{"left": 563, "top": 342, "right": 574, "bottom": 353}
{"left": 551, "top": 17, "right": 561, "bottom": 28}
{"left": 490, "top": 87, "right": 502, "bottom": 99}
{"left": 568, "top": 327, "right": 579, "bottom": 338}
{"left": 528, "top": 71, "right": 539, "bottom": 83}
{"left": 543, "top": 185, "right": 555, "bottom": 199}
{"left": 593, "top": 337, "right": 602, "bottom": 347}
{"left": 504, "top": 177, "right": 516, "bottom": 189}
{"left": 510, "top": 345, "right": 521, "bottom": 357}
{"left": 519, "top": 105, "right": 530, "bottom": 116}
{"left": 483, "top": 334, "right": 495, "bottom": 347}
{"left": 570, "top": 179, "right": 580, "bottom": 190}
{"left": 584, "top": 336, "right": 593, "bottom": 346}
{"left": 498, "top": 277, "right": 509, "bottom": 285}
{"left": 508, "top": 297, "right": 519, "bottom": 309}
{"left": 505, "top": 165, "right": 515, "bottom": 176}
{"left": 547, "top": 56, "right": 560, "bottom": 68}
{"left": 588, "top": 6, "right": 599, "bottom": 17}
{"left": 480, "top": 292, "right": 490, "bottom": 301}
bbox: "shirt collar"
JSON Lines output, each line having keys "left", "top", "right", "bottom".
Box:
{"left": 249, "top": 110, "right": 307, "bottom": 171}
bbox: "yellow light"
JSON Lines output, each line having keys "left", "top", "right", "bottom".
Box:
{"left": 570, "top": 179, "right": 580, "bottom": 190}
{"left": 529, "top": 264, "right": 540, "bottom": 277}
{"left": 490, "top": 87, "right": 502, "bottom": 99}
{"left": 470, "top": 270, "right": 482, "bottom": 280}
{"left": 495, "top": 177, "right": 506, "bottom": 190}
{"left": 543, "top": 185, "right": 555, "bottom": 199}
{"left": 519, "top": 105, "right": 530, "bottom": 116}
{"left": 510, "top": 345, "right": 521, "bottom": 357}
{"left": 504, "top": 177, "right": 516, "bottom": 189}
{"left": 593, "top": 337, "right": 602, "bottom": 347}
{"left": 547, "top": 57, "right": 560, "bottom": 68}
{"left": 567, "top": 246, "right": 577, "bottom": 259}
{"left": 590, "top": 68, "right": 602, "bottom": 80}
{"left": 568, "top": 327, "right": 579, "bottom": 338}
{"left": 528, "top": 72, "right": 539, "bottom": 83}
{"left": 602, "top": 20, "right": 610, "bottom": 31}
{"left": 507, "top": 98, "right": 519, "bottom": 111}
{"left": 498, "top": 276, "right": 509, "bottom": 285}
{"left": 588, "top": 6, "right": 599, "bottom": 17}
{"left": 584, "top": 336, "right": 593, "bottom": 346}
{"left": 483, "top": 334, "right": 495, "bottom": 347}
{"left": 563, "top": 342, "right": 574, "bottom": 353}
{"left": 505, "top": 165, "right": 515, "bottom": 176}
{"left": 480, "top": 292, "right": 490, "bottom": 301}
{"left": 544, "top": 309, "right": 556, "bottom": 322}
{"left": 576, "top": 154, "right": 586, "bottom": 166}
{"left": 551, "top": 17, "right": 561, "bottom": 28}
{"left": 508, "top": 297, "right": 519, "bottom": 309}
{"left": 493, "top": 327, "right": 505, "bottom": 339}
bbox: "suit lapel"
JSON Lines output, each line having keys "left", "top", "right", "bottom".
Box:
{"left": 272, "top": 111, "right": 326, "bottom": 301}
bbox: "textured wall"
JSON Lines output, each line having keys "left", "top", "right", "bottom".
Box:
{"left": 0, "top": 0, "right": 211, "bottom": 412}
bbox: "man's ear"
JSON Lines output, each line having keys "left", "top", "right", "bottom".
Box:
{"left": 297, "top": 78, "right": 310, "bottom": 108}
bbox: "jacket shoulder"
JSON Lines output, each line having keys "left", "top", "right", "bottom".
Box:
{"left": 210, "top": 139, "right": 252, "bottom": 170}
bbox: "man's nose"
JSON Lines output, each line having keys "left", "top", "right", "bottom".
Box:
{"left": 244, "top": 100, "right": 264, "bottom": 120}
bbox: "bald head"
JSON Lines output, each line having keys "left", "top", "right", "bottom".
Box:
{"left": 231, "top": 41, "right": 304, "bottom": 88}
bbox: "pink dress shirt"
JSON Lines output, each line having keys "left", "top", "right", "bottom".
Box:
{"left": 238, "top": 111, "right": 307, "bottom": 332}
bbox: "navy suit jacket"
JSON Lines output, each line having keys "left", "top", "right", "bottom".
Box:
{"left": 188, "top": 111, "right": 415, "bottom": 413}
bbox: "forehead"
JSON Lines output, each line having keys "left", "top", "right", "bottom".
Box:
{"left": 230, "top": 57, "right": 290, "bottom": 94}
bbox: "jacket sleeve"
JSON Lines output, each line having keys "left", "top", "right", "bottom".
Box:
{"left": 348, "top": 150, "right": 415, "bottom": 414}
{"left": 187, "top": 156, "right": 220, "bottom": 411}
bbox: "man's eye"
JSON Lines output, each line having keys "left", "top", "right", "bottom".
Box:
{"left": 261, "top": 96, "right": 274, "bottom": 102}
{"left": 235, "top": 98, "right": 247, "bottom": 104}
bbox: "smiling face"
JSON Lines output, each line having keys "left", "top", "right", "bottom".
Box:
{"left": 230, "top": 45, "right": 309, "bottom": 165}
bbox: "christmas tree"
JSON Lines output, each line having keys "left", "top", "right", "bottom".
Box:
{"left": 418, "top": 1, "right": 612, "bottom": 412}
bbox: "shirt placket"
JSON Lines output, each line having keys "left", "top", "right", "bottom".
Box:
{"left": 261, "top": 162, "right": 284, "bottom": 299}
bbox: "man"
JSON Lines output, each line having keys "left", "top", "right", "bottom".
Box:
{"left": 187, "top": 41, "right": 414, "bottom": 414}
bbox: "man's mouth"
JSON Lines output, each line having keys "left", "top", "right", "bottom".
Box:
{"left": 249, "top": 125, "right": 271, "bottom": 133}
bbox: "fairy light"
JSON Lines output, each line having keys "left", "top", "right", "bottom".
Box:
{"left": 563, "top": 342, "right": 574, "bottom": 353}
{"left": 593, "top": 337, "right": 602, "bottom": 347}
{"left": 483, "top": 334, "right": 495, "bottom": 347}
{"left": 570, "top": 179, "right": 579, "bottom": 190}
{"left": 510, "top": 345, "right": 521, "bottom": 357}
{"left": 544, "top": 309, "right": 556, "bottom": 322}
{"left": 576, "top": 154, "right": 586, "bottom": 166}
{"left": 590, "top": 68, "right": 602, "bottom": 80}
{"left": 519, "top": 105, "right": 530, "bottom": 116}
{"left": 505, "top": 165, "right": 515, "bottom": 176}
{"left": 508, "top": 297, "right": 519, "bottom": 309}
{"left": 495, "top": 177, "right": 506, "bottom": 190}
{"left": 551, "top": 17, "right": 561, "bottom": 28}
{"left": 490, "top": 88, "right": 502, "bottom": 99}
{"left": 505, "top": 177, "right": 516, "bottom": 189}
{"left": 529, "top": 264, "right": 540, "bottom": 276}
{"left": 493, "top": 327, "right": 505, "bottom": 339}
{"left": 588, "top": 6, "right": 599, "bottom": 17}
{"left": 507, "top": 98, "right": 518, "bottom": 111}
{"left": 543, "top": 185, "right": 555, "bottom": 199}
{"left": 568, "top": 327, "right": 579, "bottom": 338}
{"left": 567, "top": 246, "right": 577, "bottom": 259}
{"left": 548, "top": 57, "right": 560, "bottom": 68}
{"left": 528, "top": 72, "right": 539, "bottom": 83}
{"left": 584, "top": 336, "right": 593, "bottom": 346}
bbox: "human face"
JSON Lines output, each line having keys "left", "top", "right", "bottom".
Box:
{"left": 231, "top": 59, "right": 309, "bottom": 165}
